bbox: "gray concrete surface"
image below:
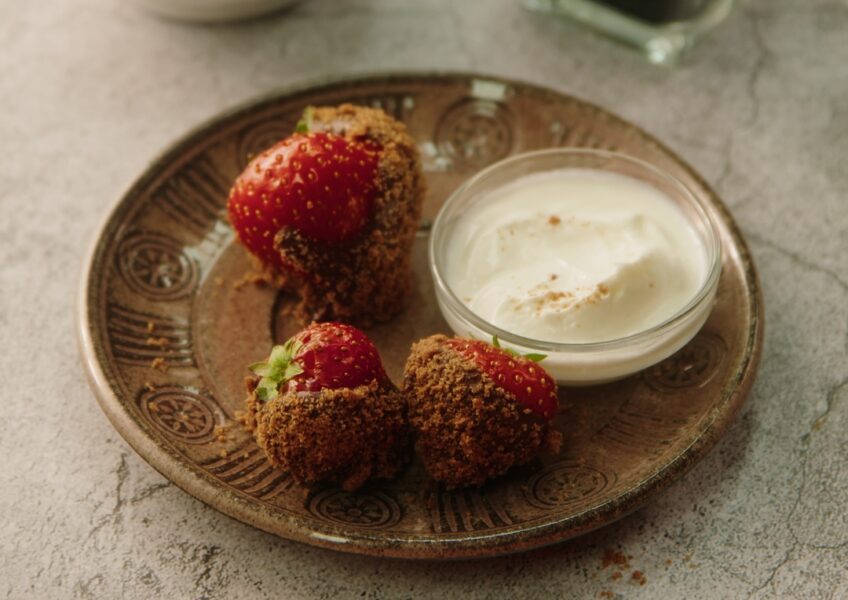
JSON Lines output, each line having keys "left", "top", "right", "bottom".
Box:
{"left": 1, "top": 0, "right": 846, "bottom": 598}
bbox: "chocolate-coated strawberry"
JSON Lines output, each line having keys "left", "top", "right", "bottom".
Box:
{"left": 403, "top": 334, "right": 561, "bottom": 488}
{"left": 249, "top": 322, "right": 388, "bottom": 401}
{"left": 444, "top": 337, "right": 558, "bottom": 420}
{"left": 227, "top": 132, "right": 380, "bottom": 271}
{"left": 245, "top": 322, "right": 409, "bottom": 492}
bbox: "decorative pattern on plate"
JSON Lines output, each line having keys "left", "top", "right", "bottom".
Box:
{"left": 524, "top": 462, "right": 612, "bottom": 510}
{"left": 235, "top": 116, "right": 299, "bottom": 170}
{"left": 106, "top": 303, "right": 193, "bottom": 367}
{"left": 596, "top": 409, "right": 689, "bottom": 457}
{"left": 117, "top": 231, "right": 199, "bottom": 300}
{"left": 427, "top": 488, "right": 513, "bottom": 533}
{"left": 81, "top": 74, "right": 762, "bottom": 559}
{"left": 138, "top": 385, "right": 220, "bottom": 444}
{"left": 549, "top": 119, "right": 612, "bottom": 150}
{"left": 435, "top": 98, "right": 513, "bottom": 169}
{"left": 153, "top": 156, "right": 229, "bottom": 235}
{"left": 308, "top": 489, "right": 402, "bottom": 529}
{"left": 200, "top": 443, "right": 293, "bottom": 502}
{"left": 644, "top": 332, "right": 727, "bottom": 392}
{"left": 346, "top": 93, "right": 415, "bottom": 122}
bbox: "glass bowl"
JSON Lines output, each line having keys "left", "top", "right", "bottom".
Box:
{"left": 429, "top": 148, "right": 722, "bottom": 385}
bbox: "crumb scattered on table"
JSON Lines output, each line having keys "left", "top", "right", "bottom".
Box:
{"left": 601, "top": 548, "right": 631, "bottom": 570}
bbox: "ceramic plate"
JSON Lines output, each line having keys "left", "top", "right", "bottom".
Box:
{"left": 78, "top": 73, "right": 763, "bottom": 559}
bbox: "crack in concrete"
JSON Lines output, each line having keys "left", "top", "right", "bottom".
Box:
{"left": 745, "top": 373, "right": 837, "bottom": 598}
{"left": 193, "top": 544, "right": 224, "bottom": 600}
{"left": 747, "top": 232, "right": 848, "bottom": 293}
{"left": 807, "top": 540, "right": 848, "bottom": 551}
{"left": 84, "top": 452, "right": 171, "bottom": 544}
{"left": 72, "top": 573, "right": 105, "bottom": 600}
{"left": 128, "top": 482, "right": 171, "bottom": 506}
{"left": 753, "top": 377, "right": 848, "bottom": 597}
{"left": 714, "top": 137, "right": 735, "bottom": 192}
{"left": 85, "top": 452, "right": 130, "bottom": 542}
{"left": 744, "top": 9, "right": 769, "bottom": 131}
{"left": 714, "top": 8, "right": 769, "bottom": 195}
{"left": 746, "top": 545, "right": 797, "bottom": 600}
{"left": 810, "top": 378, "right": 848, "bottom": 433}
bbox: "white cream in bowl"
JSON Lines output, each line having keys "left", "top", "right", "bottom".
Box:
{"left": 443, "top": 169, "right": 708, "bottom": 345}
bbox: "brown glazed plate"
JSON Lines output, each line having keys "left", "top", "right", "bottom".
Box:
{"left": 77, "top": 73, "right": 763, "bottom": 559}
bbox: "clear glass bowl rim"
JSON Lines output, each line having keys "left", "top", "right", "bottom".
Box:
{"left": 428, "top": 147, "right": 723, "bottom": 353}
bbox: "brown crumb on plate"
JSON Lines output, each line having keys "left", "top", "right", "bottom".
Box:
{"left": 233, "top": 271, "right": 273, "bottom": 290}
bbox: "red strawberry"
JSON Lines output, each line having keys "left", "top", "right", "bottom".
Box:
{"left": 249, "top": 322, "right": 388, "bottom": 401}
{"left": 444, "top": 337, "right": 558, "bottom": 420}
{"left": 227, "top": 132, "right": 380, "bottom": 271}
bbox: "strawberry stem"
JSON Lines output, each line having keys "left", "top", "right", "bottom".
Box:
{"left": 294, "top": 106, "right": 314, "bottom": 134}
{"left": 491, "top": 335, "right": 546, "bottom": 363}
{"left": 249, "top": 339, "right": 304, "bottom": 402}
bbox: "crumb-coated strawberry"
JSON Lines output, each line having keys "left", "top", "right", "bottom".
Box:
{"left": 403, "top": 335, "right": 562, "bottom": 488}
{"left": 227, "top": 131, "right": 380, "bottom": 272}
{"left": 444, "top": 337, "right": 558, "bottom": 420}
{"left": 227, "top": 104, "right": 425, "bottom": 327}
{"left": 244, "top": 322, "right": 411, "bottom": 491}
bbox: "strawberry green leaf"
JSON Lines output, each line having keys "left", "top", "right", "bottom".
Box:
{"left": 492, "top": 335, "right": 545, "bottom": 362}
{"left": 248, "top": 361, "right": 274, "bottom": 377}
{"left": 256, "top": 378, "right": 280, "bottom": 402}
{"left": 283, "top": 362, "right": 304, "bottom": 380}
{"left": 248, "top": 339, "right": 304, "bottom": 402}
{"left": 492, "top": 335, "right": 518, "bottom": 357}
{"left": 294, "top": 106, "right": 314, "bottom": 134}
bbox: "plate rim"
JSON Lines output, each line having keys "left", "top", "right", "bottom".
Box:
{"left": 76, "top": 71, "right": 764, "bottom": 559}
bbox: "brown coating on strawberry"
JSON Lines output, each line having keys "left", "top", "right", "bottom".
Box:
{"left": 227, "top": 132, "right": 380, "bottom": 272}
{"left": 275, "top": 104, "right": 425, "bottom": 326}
{"left": 245, "top": 323, "right": 410, "bottom": 491}
{"left": 444, "top": 338, "right": 558, "bottom": 420}
{"left": 245, "top": 378, "right": 410, "bottom": 492}
{"left": 403, "top": 335, "right": 562, "bottom": 488}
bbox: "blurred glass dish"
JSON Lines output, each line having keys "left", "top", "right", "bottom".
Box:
{"left": 133, "top": 0, "right": 305, "bottom": 22}
{"left": 429, "top": 149, "right": 722, "bottom": 385}
{"left": 525, "top": 0, "right": 734, "bottom": 64}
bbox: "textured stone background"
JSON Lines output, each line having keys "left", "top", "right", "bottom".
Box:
{"left": 1, "top": 0, "right": 846, "bottom": 598}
